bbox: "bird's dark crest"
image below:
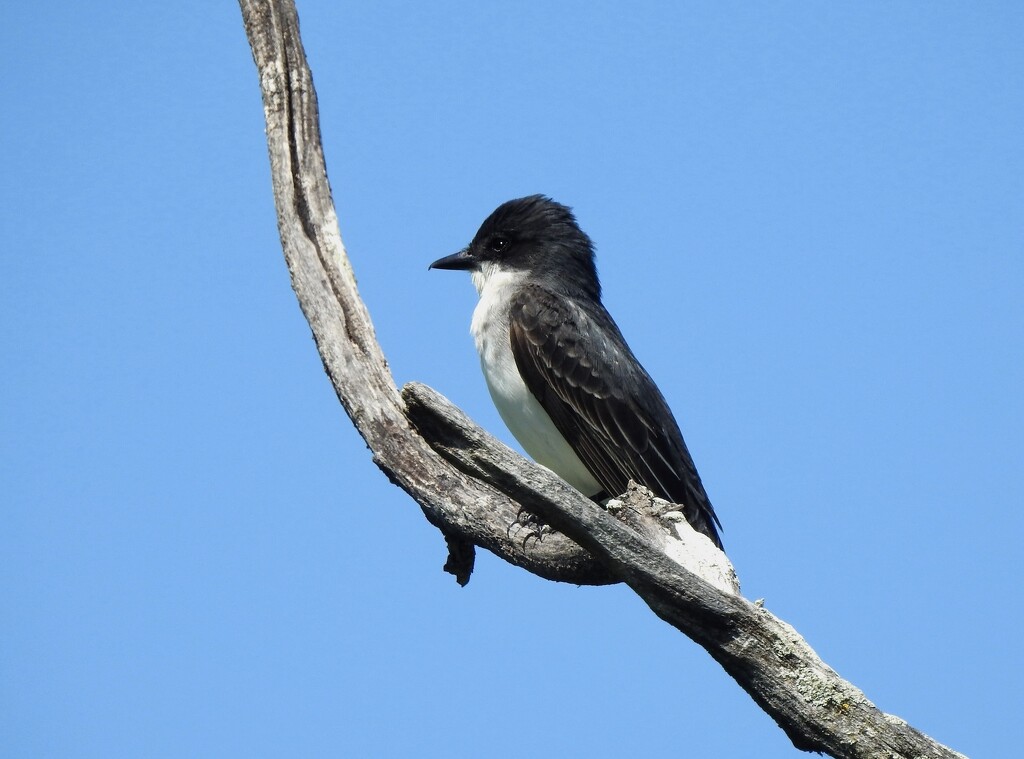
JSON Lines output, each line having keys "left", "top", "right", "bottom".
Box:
{"left": 477, "top": 195, "right": 579, "bottom": 242}
{"left": 473, "top": 195, "right": 601, "bottom": 300}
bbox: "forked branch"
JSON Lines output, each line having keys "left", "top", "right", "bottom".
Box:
{"left": 239, "top": 2, "right": 964, "bottom": 757}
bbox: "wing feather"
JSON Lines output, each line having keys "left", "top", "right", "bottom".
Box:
{"left": 509, "top": 285, "right": 723, "bottom": 548}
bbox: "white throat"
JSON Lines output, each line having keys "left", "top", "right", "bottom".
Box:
{"left": 468, "top": 263, "right": 601, "bottom": 497}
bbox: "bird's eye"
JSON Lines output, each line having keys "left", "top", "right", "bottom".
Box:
{"left": 488, "top": 235, "right": 509, "bottom": 254}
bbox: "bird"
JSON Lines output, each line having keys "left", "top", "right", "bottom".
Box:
{"left": 429, "top": 195, "right": 723, "bottom": 550}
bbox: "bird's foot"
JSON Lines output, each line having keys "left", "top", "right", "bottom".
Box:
{"left": 509, "top": 507, "right": 555, "bottom": 549}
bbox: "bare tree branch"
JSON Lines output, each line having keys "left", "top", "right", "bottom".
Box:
{"left": 238, "top": 0, "right": 611, "bottom": 588}
{"left": 238, "top": 2, "right": 965, "bottom": 757}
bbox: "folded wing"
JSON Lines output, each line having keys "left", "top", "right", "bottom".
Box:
{"left": 509, "top": 284, "right": 723, "bottom": 549}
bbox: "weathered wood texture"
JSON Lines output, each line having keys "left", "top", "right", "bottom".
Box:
{"left": 239, "top": 2, "right": 965, "bottom": 757}
{"left": 238, "top": 0, "right": 611, "bottom": 588}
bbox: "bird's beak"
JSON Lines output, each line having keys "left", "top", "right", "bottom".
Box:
{"left": 428, "top": 247, "right": 476, "bottom": 271}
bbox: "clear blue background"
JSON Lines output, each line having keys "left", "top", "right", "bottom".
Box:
{"left": 3, "top": 2, "right": 1021, "bottom": 757}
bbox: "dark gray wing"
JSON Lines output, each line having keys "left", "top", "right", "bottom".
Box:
{"left": 508, "top": 284, "right": 723, "bottom": 549}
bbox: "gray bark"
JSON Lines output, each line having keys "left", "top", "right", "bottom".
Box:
{"left": 239, "top": 2, "right": 966, "bottom": 757}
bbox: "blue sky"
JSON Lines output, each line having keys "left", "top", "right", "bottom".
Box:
{"left": 2, "top": 2, "right": 1021, "bottom": 757}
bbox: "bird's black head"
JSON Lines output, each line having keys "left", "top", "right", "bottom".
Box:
{"left": 430, "top": 195, "right": 601, "bottom": 300}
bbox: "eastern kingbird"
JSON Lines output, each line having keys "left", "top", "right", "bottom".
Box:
{"left": 430, "top": 195, "right": 723, "bottom": 550}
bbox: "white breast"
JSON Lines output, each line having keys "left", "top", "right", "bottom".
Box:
{"left": 469, "top": 265, "right": 602, "bottom": 497}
